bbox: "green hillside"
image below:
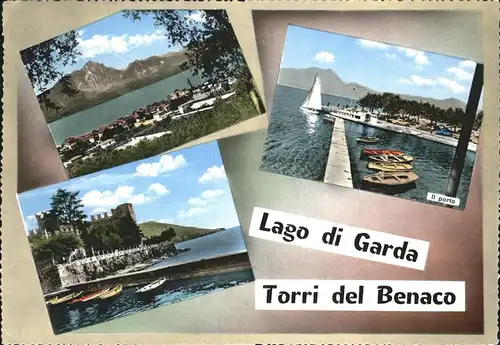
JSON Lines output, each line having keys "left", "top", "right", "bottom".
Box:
{"left": 139, "top": 221, "right": 222, "bottom": 239}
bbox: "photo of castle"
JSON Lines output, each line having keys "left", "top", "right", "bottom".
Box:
{"left": 18, "top": 141, "right": 253, "bottom": 334}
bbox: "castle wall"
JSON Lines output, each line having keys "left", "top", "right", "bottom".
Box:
{"left": 57, "top": 243, "right": 177, "bottom": 288}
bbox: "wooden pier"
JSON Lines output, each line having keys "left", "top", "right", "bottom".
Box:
{"left": 323, "top": 118, "right": 353, "bottom": 188}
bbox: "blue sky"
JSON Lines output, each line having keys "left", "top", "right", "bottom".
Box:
{"left": 18, "top": 141, "right": 241, "bottom": 234}
{"left": 30, "top": 10, "right": 207, "bottom": 94}
{"left": 280, "top": 25, "right": 480, "bottom": 104}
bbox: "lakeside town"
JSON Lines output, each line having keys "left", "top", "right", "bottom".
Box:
{"left": 59, "top": 77, "right": 237, "bottom": 169}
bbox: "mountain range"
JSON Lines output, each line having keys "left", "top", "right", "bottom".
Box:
{"left": 38, "top": 51, "right": 190, "bottom": 122}
{"left": 278, "top": 67, "right": 467, "bottom": 111}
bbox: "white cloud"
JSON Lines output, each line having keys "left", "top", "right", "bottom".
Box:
{"left": 135, "top": 154, "right": 187, "bottom": 177}
{"left": 76, "top": 31, "right": 166, "bottom": 58}
{"left": 198, "top": 165, "right": 226, "bottom": 183}
{"left": 178, "top": 207, "right": 208, "bottom": 219}
{"left": 397, "top": 78, "right": 412, "bottom": 85}
{"left": 115, "top": 185, "right": 134, "bottom": 199}
{"left": 186, "top": 11, "right": 206, "bottom": 23}
{"left": 384, "top": 52, "right": 397, "bottom": 60}
{"left": 82, "top": 185, "right": 153, "bottom": 209}
{"left": 313, "top": 51, "right": 335, "bottom": 64}
{"left": 157, "top": 218, "right": 173, "bottom": 224}
{"left": 446, "top": 66, "right": 473, "bottom": 81}
{"left": 188, "top": 197, "right": 207, "bottom": 206}
{"left": 397, "top": 74, "right": 467, "bottom": 94}
{"left": 128, "top": 194, "right": 153, "bottom": 205}
{"left": 436, "top": 77, "right": 466, "bottom": 93}
{"left": 201, "top": 189, "right": 224, "bottom": 200}
{"left": 27, "top": 214, "right": 36, "bottom": 221}
{"left": 182, "top": 189, "right": 225, "bottom": 218}
{"left": 397, "top": 47, "right": 430, "bottom": 66}
{"left": 409, "top": 75, "right": 436, "bottom": 87}
{"left": 458, "top": 60, "right": 476, "bottom": 70}
{"left": 91, "top": 207, "right": 108, "bottom": 214}
{"left": 357, "top": 39, "right": 390, "bottom": 50}
{"left": 148, "top": 183, "right": 170, "bottom": 196}
{"left": 128, "top": 33, "right": 165, "bottom": 48}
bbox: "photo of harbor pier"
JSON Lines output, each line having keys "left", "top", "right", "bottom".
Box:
{"left": 18, "top": 141, "right": 253, "bottom": 334}
{"left": 260, "top": 26, "right": 482, "bottom": 210}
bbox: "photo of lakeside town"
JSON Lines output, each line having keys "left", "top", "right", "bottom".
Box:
{"left": 261, "top": 25, "right": 483, "bottom": 210}
{"left": 21, "top": 9, "right": 265, "bottom": 178}
{"left": 18, "top": 141, "right": 253, "bottom": 334}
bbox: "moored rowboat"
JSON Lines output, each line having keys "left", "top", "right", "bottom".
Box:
{"left": 368, "top": 162, "right": 412, "bottom": 172}
{"left": 48, "top": 291, "right": 82, "bottom": 305}
{"left": 99, "top": 285, "right": 122, "bottom": 300}
{"left": 363, "top": 171, "right": 419, "bottom": 186}
{"left": 70, "top": 288, "right": 110, "bottom": 303}
{"left": 356, "top": 136, "right": 380, "bottom": 144}
{"left": 362, "top": 148, "right": 404, "bottom": 156}
{"left": 369, "top": 154, "right": 414, "bottom": 164}
{"left": 136, "top": 277, "right": 167, "bottom": 293}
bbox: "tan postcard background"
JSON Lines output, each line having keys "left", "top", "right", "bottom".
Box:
{"left": 2, "top": 1, "right": 498, "bottom": 344}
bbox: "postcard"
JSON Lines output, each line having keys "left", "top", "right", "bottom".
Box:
{"left": 20, "top": 9, "right": 265, "bottom": 179}
{"left": 260, "top": 25, "right": 483, "bottom": 211}
{"left": 18, "top": 141, "right": 254, "bottom": 334}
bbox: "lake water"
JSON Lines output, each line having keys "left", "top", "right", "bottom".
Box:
{"left": 261, "top": 85, "right": 477, "bottom": 210}
{"left": 48, "top": 226, "right": 252, "bottom": 334}
{"left": 49, "top": 70, "right": 204, "bottom": 145}
{"left": 147, "top": 226, "right": 249, "bottom": 270}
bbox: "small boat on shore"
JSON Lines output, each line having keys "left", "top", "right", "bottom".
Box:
{"left": 47, "top": 291, "right": 82, "bottom": 305}
{"left": 369, "top": 154, "right": 414, "bottom": 163}
{"left": 136, "top": 277, "right": 168, "bottom": 293}
{"left": 363, "top": 171, "right": 419, "bottom": 186}
{"left": 368, "top": 162, "right": 412, "bottom": 172}
{"left": 362, "top": 148, "right": 404, "bottom": 156}
{"left": 357, "top": 136, "right": 380, "bottom": 144}
{"left": 99, "top": 285, "right": 122, "bottom": 300}
{"left": 70, "top": 288, "right": 110, "bottom": 304}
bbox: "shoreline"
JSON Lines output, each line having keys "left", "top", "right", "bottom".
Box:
{"left": 44, "top": 68, "right": 191, "bottom": 124}
{"left": 277, "top": 83, "right": 360, "bottom": 100}
{"left": 45, "top": 252, "right": 251, "bottom": 297}
{"left": 324, "top": 114, "right": 477, "bottom": 152}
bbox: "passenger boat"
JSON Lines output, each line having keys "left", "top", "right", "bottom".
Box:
{"left": 47, "top": 291, "right": 82, "bottom": 305}
{"left": 356, "top": 136, "right": 380, "bottom": 144}
{"left": 363, "top": 171, "right": 419, "bottom": 186}
{"left": 362, "top": 148, "right": 404, "bottom": 156}
{"left": 136, "top": 277, "right": 168, "bottom": 293}
{"left": 99, "top": 285, "right": 122, "bottom": 300}
{"left": 70, "top": 288, "right": 110, "bottom": 304}
{"left": 368, "top": 162, "right": 412, "bottom": 172}
{"left": 369, "top": 154, "right": 414, "bottom": 163}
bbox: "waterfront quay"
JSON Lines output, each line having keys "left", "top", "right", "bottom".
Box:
{"left": 53, "top": 252, "right": 252, "bottom": 295}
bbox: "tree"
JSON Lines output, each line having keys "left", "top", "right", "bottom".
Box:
{"left": 38, "top": 211, "right": 60, "bottom": 234}
{"left": 50, "top": 189, "right": 86, "bottom": 228}
{"left": 473, "top": 110, "right": 483, "bottom": 131}
{"left": 84, "top": 219, "right": 123, "bottom": 251}
{"left": 20, "top": 31, "right": 81, "bottom": 111}
{"left": 161, "top": 227, "right": 177, "bottom": 242}
{"left": 115, "top": 215, "right": 143, "bottom": 247}
{"left": 32, "top": 233, "right": 83, "bottom": 263}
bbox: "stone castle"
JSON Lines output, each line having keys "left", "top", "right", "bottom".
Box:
{"left": 28, "top": 203, "right": 136, "bottom": 239}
